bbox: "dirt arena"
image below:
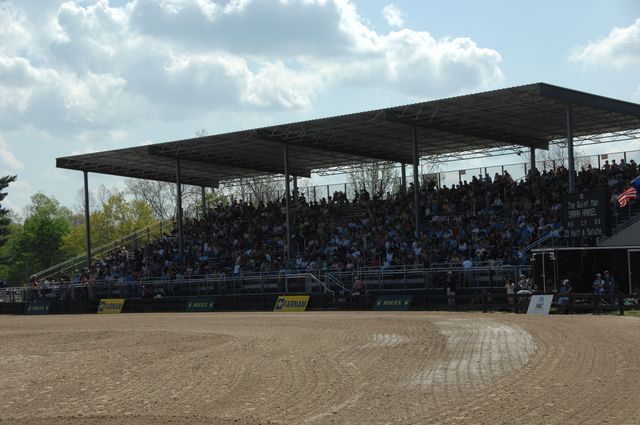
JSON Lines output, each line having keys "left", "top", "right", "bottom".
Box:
{"left": 0, "top": 312, "right": 639, "bottom": 424}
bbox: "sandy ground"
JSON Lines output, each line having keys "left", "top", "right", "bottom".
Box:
{"left": 0, "top": 312, "right": 639, "bottom": 424}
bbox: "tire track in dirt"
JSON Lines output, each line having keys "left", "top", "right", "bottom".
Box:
{"left": 2, "top": 312, "right": 640, "bottom": 424}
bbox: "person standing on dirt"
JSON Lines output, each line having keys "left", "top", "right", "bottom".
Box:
{"left": 445, "top": 271, "right": 456, "bottom": 306}
{"left": 505, "top": 278, "right": 515, "bottom": 304}
{"left": 592, "top": 273, "right": 605, "bottom": 295}
{"left": 592, "top": 273, "right": 605, "bottom": 314}
{"left": 603, "top": 270, "right": 618, "bottom": 304}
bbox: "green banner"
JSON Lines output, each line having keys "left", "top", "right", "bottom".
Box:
{"left": 26, "top": 300, "right": 50, "bottom": 315}
{"left": 373, "top": 295, "right": 413, "bottom": 311}
{"left": 185, "top": 296, "right": 216, "bottom": 312}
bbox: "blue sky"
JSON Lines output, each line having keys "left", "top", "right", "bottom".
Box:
{"left": 1, "top": 0, "right": 639, "bottom": 213}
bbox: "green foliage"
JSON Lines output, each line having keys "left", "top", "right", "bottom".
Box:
{"left": 1, "top": 192, "right": 72, "bottom": 285}
{"left": 93, "top": 193, "right": 155, "bottom": 245}
{"left": 1, "top": 189, "right": 158, "bottom": 285}
{"left": 16, "top": 193, "right": 72, "bottom": 268}
{"left": 0, "top": 224, "right": 23, "bottom": 285}
{"left": 63, "top": 191, "right": 156, "bottom": 255}
{"left": 0, "top": 175, "right": 17, "bottom": 249}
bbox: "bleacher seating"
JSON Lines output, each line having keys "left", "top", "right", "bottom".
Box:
{"left": 37, "top": 157, "right": 640, "bottom": 286}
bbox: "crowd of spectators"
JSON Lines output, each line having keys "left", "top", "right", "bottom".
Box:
{"left": 44, "top": 158, "right": 638, "bottom": 285}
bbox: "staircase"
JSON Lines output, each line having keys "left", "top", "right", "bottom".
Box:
{"left": 521, "top": 227, "right": 564, "bottom": 254}
{"left": 34, "top": 219, "right": 173, "bottom": 281}
{"left": 599, "top": 203, "right": 640, "bottom": 246}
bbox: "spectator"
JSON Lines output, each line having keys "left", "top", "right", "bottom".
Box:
{"left": 603, "top": 270, "right": 618, "bottom": 304}
{"left": 36, "top": 161, "right": 639, "bottom": 287}
{"left": 557, "top": 279, "right": 572, "bottom": 305}
{"left": 592, "top": 273, "right": 605, "bottom": 296}
{"left": 505, "top": 278, "right": 515, "bottom": 304}
{"left": 445, "top": 271, "right": 456, "bottom": 306}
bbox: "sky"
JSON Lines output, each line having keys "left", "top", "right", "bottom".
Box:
{"left": 1, "top": 0, "right": 640, "bottom": 214}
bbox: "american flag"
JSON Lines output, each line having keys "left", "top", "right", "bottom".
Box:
{"left": 618, "top": 187, "right": 637, "bottom": 208}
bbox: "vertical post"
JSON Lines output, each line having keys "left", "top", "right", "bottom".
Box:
{"left": 567, "top": 104, "right": 576, "bottom": 193}
{"left": 293, "top": 176, "right": 298, "bottom": 204}
{"left": 83, "top": 171, "right": 91, "bottom": 269}
{"left": 283, "top": 144, "right": 292, "bottom": 266}
{"left": 313, "top": 186, "right": 316, "bottom": 202}
{"left": 201, "top": 186, "right": 206, "bottom": 218}
{"left": 176, "top": 159, "right": 183, "bottom": 263}
{"left": 401, "top": 163, "right": 407, "bottom": 192}
{"left": 412, "top": 126, "right": 421, "bottom": 239}
{"left": 542, "top": 253, "right": 547, "bottom": 293}
{"left": 501, "top": 165, "right": 505, "bottom": 175}
{"left": 529, "top": 147, "right": 536, "bottom": 175}
{"left": 326, "top": 185, "right": 330, "bottom": 200}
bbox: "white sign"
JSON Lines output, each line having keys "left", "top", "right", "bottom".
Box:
{"left": 526, "top": 295, "right": 554, "bottom": 315}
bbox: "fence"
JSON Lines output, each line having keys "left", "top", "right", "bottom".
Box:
{"left": 10, "top": 265, "right": 530, "bottom": 302}
{"left": 230, "top": 148, "right": 640, "bottom": 203}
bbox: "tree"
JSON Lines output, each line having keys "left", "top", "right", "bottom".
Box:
{"left": 63, "top": 190, "right": 157, "bottom": 255}
{"left": 347, "top": 162, "right": 398, "bottom": 196}
{"left": 0, "top": 175, "right": 17, "bottom": 249}
{"left": 93, "top": 193, "right": 155, "bottom": 245}
{"left": 125, "top": 178, "right": 205, "bottom": 219}
{"left": 125, "top": 179, "right": 176, "bottom": 220}
{"left": 230, "top": 176, "right": 284, "bottom": 204}
{"left": 4, "top": 193, "right": 74, "bottom": 283}
{"left": 0, "top": 223, "right": 25, "bottom": 285}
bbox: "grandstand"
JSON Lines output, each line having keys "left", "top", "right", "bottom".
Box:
{"left": 8, "top": 82, "right": 640, "bottom": 313}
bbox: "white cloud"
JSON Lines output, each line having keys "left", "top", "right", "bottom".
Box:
{"left": 570, "top": 18, "right": 640, "bottom": 67}
{"left": 0, "top": 0, "right": 504, "bottom": 136}
{"left": 0, "top": 137, "right": 23, "bottom": 170}
{"left": 382, "top": 4, "right": 404, "bottom": 29}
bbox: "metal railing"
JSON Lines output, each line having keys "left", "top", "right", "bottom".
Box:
{"left": 11, "top": 264, "right": 532, "bottom": 303}
{"left": 521, "top": 227, "right": 565, "bottom": 254}
{"left": 34, "top": 218, "right": 172, "bottom": 281}
{"left": 230, "top": 148, "right": 640, "bottom": 203}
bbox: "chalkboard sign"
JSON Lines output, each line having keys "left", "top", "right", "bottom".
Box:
{"left": 564, "top": 189, "right": 610, "bottom": 241}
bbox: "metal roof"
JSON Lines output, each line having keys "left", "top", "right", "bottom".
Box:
{"left": 57, "top": 83, "right": 640, "bottom": 187}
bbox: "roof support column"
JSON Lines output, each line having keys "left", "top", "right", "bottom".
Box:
{"left": 412, "top": 127, "right": 421, "bottom": 239}
{"left": 283, "top": 143, "right": 292, "bottom": 267}
{"left": 529, "top": 147, "right": 536, "bottom": 175}
{"left": 83, "top": 171, "right": 91, "bottom": 270}
{"left": 566, "top": 104, "right": 576, "bottom": 193}
{"left": 176, "top": 159, "right": 183, "bottom": 263}
{"left": 401, "top": 163, "right": 407, "bottom": 193}
{"left": 293, "top": 175, "right": 298, "bottom": 205}
{"left": 201, "top": 186, "right": 206, "bottom": 218}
